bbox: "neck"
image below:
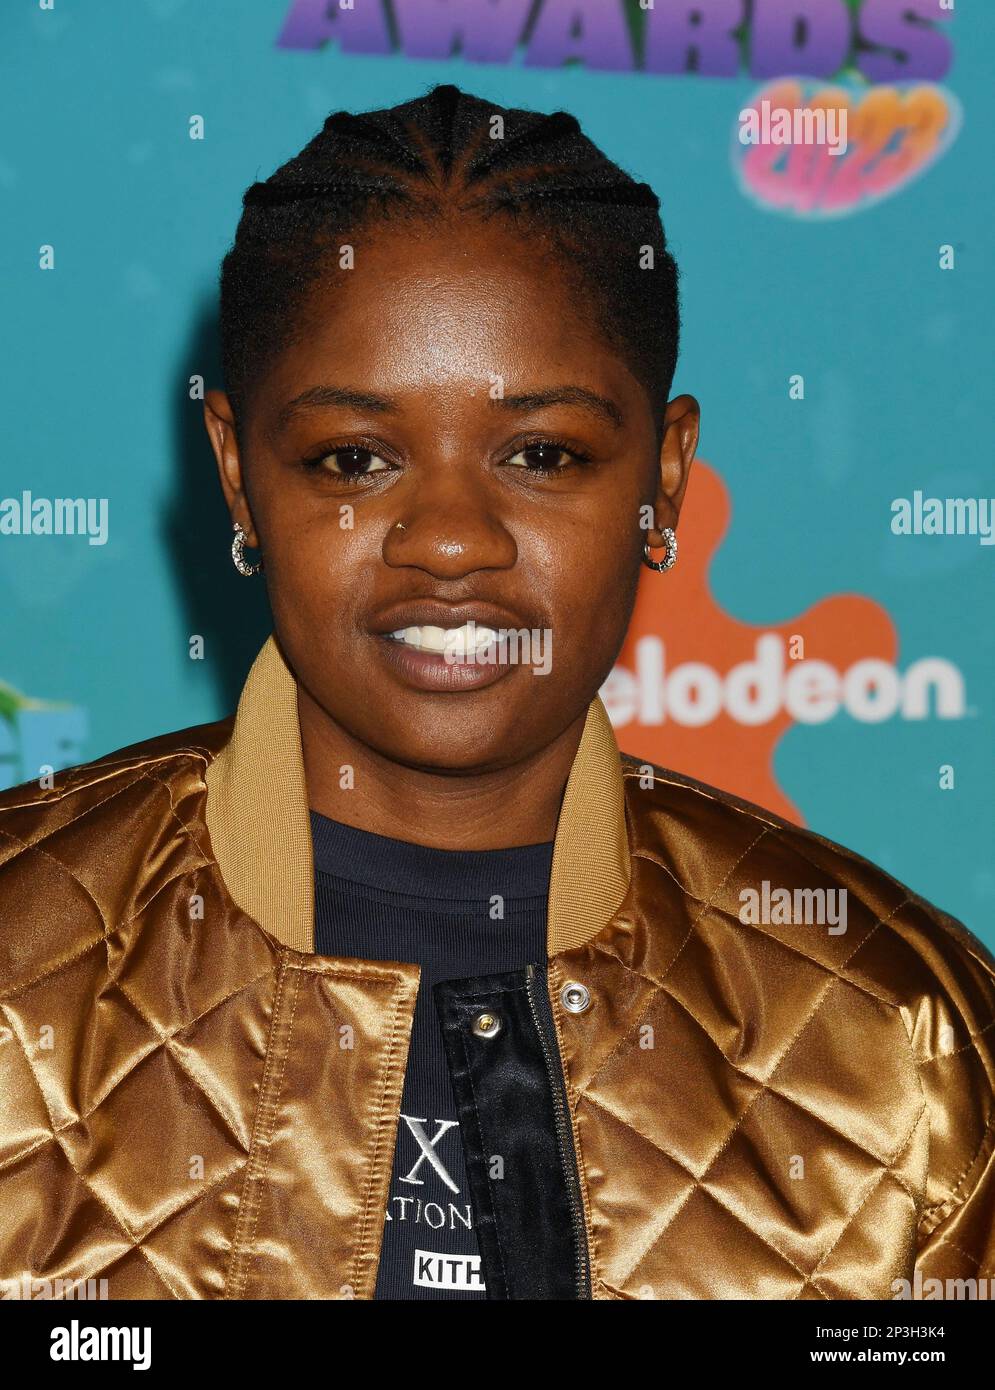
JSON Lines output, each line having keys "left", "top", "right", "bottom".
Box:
{"left": 297, "top": 685, "right": 586, "bottom": 850}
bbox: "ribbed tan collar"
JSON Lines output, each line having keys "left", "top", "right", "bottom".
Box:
{"left": 204, "top": 635, "right": 630, "bottom": 957}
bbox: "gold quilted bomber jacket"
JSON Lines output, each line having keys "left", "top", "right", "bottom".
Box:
{"left": 1, "top": 636, "right": 994, "bottom": 1301}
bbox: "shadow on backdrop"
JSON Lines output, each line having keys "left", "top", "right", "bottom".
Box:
{"left": 164, "top": 295, "right": 272, "bottom": 717}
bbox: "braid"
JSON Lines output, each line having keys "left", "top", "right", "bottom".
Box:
{"left": 219, "top": 84, "right": 680, "bottom": 433}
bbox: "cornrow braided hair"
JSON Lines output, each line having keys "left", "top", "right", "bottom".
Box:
{"left": 219, "top": 84, "right": 681, "bottom": 433}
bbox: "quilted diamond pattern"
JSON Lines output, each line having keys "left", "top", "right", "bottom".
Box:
{"left": 0, "top": 749, "right": 277, "bottom": 1297}
{"left": 2, "top": 728, "right": 993, "bottom": 1302}
{"left": 0, "top": 730, "right": 421, "bottom": 1301}
{"left": 552, "top": 765, "right": 995, "bottom": 1300}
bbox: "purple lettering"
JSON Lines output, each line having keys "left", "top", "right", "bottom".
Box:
{"left": 644, "top": 0, "right": 746, "bottom": 78}
{"left": 272, "top": 0, "right": 956, "bottom": 84}
{"left": 525, "top": 0, "right": 634, "bottom": 73}
{"left": 276, "top": 0, "right": 391, "bottom": 53}
{"left": 858, "top": 0, "right": 952, "bottom": 82}
{"left": 393, "top": 0, "right": 532, "bottom": 62}
{"left": 750, "top": 0, "right": 849, "bottom": 79}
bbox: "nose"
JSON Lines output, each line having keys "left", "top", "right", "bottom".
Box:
{"left": 381, "top": 469, "right": 518, "bottom": 578}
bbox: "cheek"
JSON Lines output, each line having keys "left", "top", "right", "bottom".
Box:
{"left": 257, "top": 493, "right": 373, "bottom": 640}
{"left": 566, "top": 547, "right": 640, "bottom": 656}
{"left": 522, "top": 500, "right": 642, "bottom": 669}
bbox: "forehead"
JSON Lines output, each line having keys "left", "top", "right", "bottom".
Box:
{"left": 255, "top": 214, "right": 644, "bottom": 413}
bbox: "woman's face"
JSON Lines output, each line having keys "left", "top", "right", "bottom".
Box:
{"left": 206, "top": 215, "right": 698, "bottom": 773}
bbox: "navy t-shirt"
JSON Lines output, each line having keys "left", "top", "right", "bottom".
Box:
{"left": 311, "top": 810, "right": 553, "bottom": 1300}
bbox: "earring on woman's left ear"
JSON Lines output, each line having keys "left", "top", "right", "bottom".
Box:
{"left": 642, "top": 526, "right": 678, "bottom": 573}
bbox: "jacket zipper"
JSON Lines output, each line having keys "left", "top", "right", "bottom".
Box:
{"left": 525, "top": 961, "right": 592, "bottom": 1299}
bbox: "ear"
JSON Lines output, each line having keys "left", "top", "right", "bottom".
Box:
{"left": 203, "top": 390, "right": 260, "bottom": 548}
{"left": 645, "top": 393, "right": 700, "bottom": 547}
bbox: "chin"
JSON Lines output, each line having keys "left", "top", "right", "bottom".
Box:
{"left": 367, "top": 714, "right": 525, "bottom": 776}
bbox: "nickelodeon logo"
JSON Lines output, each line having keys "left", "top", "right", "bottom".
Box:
{"left": 603, "top": 633, "right": 964, "bottom": 728}
{"left": 611, "top": 461, "right": 968, "bottom": 823}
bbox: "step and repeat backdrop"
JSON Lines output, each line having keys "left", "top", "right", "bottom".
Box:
{"left": 1, "top": 0, "right": 992, "bottom": 942}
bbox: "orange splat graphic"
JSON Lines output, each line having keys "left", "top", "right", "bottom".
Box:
{"left": 611, "top": 460, "right": 897, "bottom": 825}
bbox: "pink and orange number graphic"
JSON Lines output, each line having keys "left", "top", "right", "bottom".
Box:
{"left": 735, "top": 79, "right": 960, "bottom": 218}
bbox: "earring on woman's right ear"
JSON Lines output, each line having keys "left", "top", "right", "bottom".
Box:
{"left": 231, "top": 522, "right": 263, "bottom": 576}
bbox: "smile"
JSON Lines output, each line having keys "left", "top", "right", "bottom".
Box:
{"left": 386, "top": 623, "right": 502, "bottom": 657}
{"left": 375, "top": 620, "right": 517, "bottom": 694}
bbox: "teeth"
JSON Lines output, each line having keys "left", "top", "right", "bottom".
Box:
{"left": 389, "top": 623, "right": 500, "bottom": 655}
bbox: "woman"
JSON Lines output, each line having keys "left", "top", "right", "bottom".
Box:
{"left": 1, "top": 85, "right": 993, "bottom": 1303}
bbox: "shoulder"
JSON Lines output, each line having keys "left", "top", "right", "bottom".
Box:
{"left": 0, "top": 716, "right": 232, "bottom": 837}
{"left": 619, "top": 753, "right": 995, "bottom": 1096}
{"left": 619, "top": 749, "right": 994, "bottom": 982}
{"left": 620, "top": 754, "right": 995, "bottom": 1250}
{"left": 0, "top": 717, "right": 232, "bottom": 815}
{"left": 619, "top": 750, "right": 995, "bottom": 987}
{"left": 0, "top": 718, "right": 232, "bottom": 994}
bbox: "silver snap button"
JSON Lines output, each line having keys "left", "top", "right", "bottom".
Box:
{"left": 560, "top": 981, "right": 591, "bottom": 1014}
{"left": 471, "top": 1011, "right": 502, "bottom": 1039}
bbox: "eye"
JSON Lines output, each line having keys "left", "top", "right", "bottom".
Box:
{"left": 316, "top": 446, "right": 391, "bottom": 477}
{"left": 504, "top": 442, "right": 581, "bottom": 473}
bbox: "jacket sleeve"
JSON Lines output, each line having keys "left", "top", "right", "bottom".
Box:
{"left": 909, "top": 905, "right": 995, "bottom": 1290}
{"left": 915, "top": 1134, "right": 995, "bottom": 1288}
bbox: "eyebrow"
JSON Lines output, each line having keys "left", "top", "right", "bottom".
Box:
{"left": 270, "top": 382, "right": 625, "bottom": 436}
{"left": 495, "top": 387, "right": 624, "bottom": 430}
{"left": 272, "top": 385, "right": 396, "bottom": 435}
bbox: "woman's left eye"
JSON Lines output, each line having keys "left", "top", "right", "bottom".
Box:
{"left": 505, "top": 444, "right": 578, "bottom": 472}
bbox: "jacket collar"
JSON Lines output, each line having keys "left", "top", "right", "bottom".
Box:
{"left": 204, "top": 635, "right": 630, "bottom": 957}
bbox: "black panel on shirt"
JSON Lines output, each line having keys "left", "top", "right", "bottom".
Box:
{"left": 310, "top": 810, "right": 552, "bottom": 1301}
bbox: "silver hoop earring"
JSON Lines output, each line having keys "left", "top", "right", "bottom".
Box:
{"left": 231, "top": 522, "right": 262, "bottom": 577}
{"left": 642, "top": 527, "right": 678, "bottom": 573}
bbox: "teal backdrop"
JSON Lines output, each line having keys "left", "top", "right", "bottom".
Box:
{"left": 1, "top": 0, "right": 992, "bottom": 945}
